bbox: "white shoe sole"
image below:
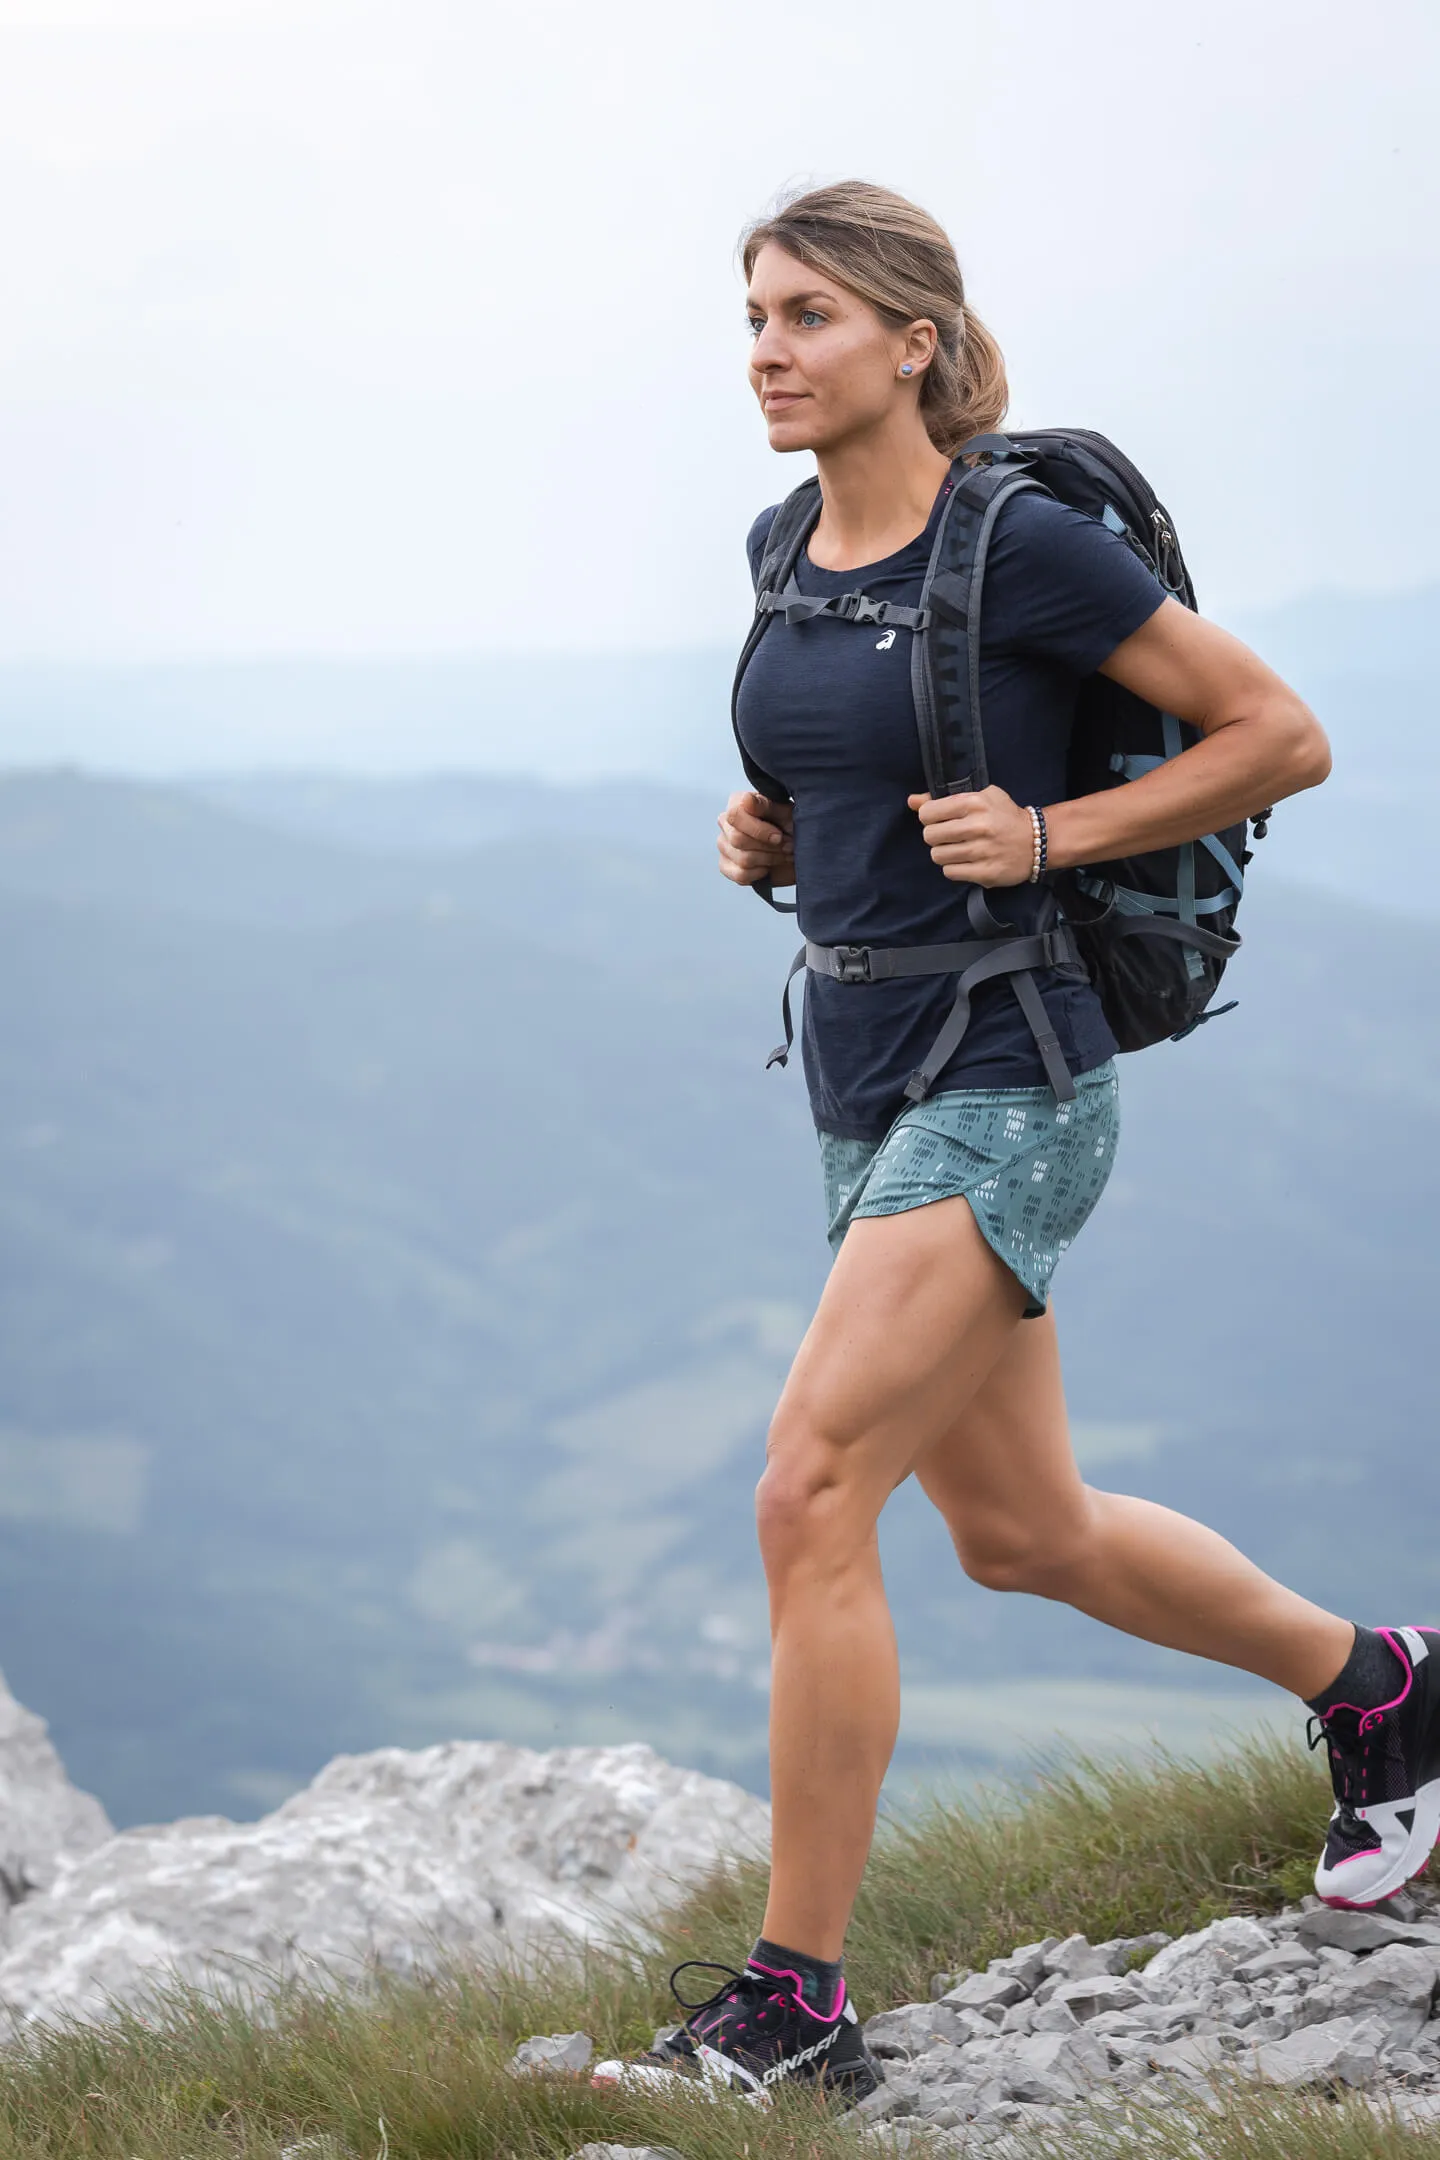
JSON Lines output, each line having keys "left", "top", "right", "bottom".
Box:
{"left": 1316, "top": 1777, "right": 1440, "bottom": 1908}
{"left": 589, "top": 2057, "right": 766, "bottom": 2106}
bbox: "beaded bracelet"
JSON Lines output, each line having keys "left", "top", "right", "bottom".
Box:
{"left": 1026, "top": 805, "right": 1049, "bottom": 884}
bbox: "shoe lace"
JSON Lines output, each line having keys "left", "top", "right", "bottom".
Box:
{"left": 1307, "top": 1705, "right": 1389, "bottom": 1815}
{"left": 666, "top": 1960, "right": 792, "bottom": 2040}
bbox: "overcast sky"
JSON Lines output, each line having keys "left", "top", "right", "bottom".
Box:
{"left": 0, "top": 0, "right": 1435, "bottom": 660}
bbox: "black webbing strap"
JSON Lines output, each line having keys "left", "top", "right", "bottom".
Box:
{"left": 755, "top": 585, "right": 930, "bottom": 631}
{"left": 900, "top": 931, "right": 1081, "bottom": 1104}
{"left": 766, "top": 946, "right": 811, "bottom": 1070}
{"left": 1108, "top": 914, "right": 1239, "bottom": 961}
{"left": 764, "top": 925, "right": 1082, "bottom": 1093}
{"left": 1008, "top": 968, "right": 1079, "bottom": 1104}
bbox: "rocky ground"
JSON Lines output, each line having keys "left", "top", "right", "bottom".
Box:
{"left": 519, "top": 1902, "right": 1440, "bottom": 2153}
{"left": 12, "top": 1659, "right": 1440, "bottom": 2151}
{"left": 0, "top": 1668, "right": 767, "bottom": 2028}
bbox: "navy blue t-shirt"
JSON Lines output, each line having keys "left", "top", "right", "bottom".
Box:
{"left": 736, "top": 476, "right": 1166, "bottom": 1140}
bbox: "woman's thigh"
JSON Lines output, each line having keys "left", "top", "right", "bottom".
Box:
{"left": 913, "top": 1306, "right": 1092, "bottom": 1580}
{"left": 766, "top": 1191, "right": 1030, "bottom": 1523}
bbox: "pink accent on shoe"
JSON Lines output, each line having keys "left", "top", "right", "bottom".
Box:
{"left": 745, "top": 1958, "right": 847, "bottom": 2025}
{"left": 1318, "top": 1629, "right": 1415, "bottom": 1735}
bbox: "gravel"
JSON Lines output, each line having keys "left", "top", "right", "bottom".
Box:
{"left": 549, "top": 1887, "right": 1440, "bottom": 2150}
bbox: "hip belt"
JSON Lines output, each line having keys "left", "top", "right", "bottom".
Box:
{"left": 767, "top": 898, "right": 1083, "bottom": 1104}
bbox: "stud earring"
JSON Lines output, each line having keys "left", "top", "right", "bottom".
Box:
{"left": 900, "top": 363, "right": 914, "bottom": 376}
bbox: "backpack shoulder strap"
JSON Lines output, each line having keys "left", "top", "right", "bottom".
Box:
{"left": 914, "top": 447, "right": 1051, "bottom": 798}
{"left": 730, "top": 478, "right": 824, "bottom": 915}
{"left": 753, "top": 477, "right": 823, "bottom": 599}
{"left": 731, "top": 478, "right": 824, "bottom": 806}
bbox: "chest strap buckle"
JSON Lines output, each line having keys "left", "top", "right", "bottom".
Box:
{"left": 831, "top": 944, "right": 873, "bottom": 984}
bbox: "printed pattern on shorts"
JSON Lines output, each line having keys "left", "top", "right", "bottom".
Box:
{"left": 818, "top": 1063, "right": 1120, "bottom": 1314}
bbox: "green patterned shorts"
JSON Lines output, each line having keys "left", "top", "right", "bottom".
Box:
{"left": 818, "top": 1062, "right": 1120, "bottom": 1316}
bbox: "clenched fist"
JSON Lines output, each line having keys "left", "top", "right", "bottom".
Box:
{"left": 717, "top": 789, "right": 795, "bottom": 890}
{"left": 909, "top": 786, "right": 1036, "bottom": 888}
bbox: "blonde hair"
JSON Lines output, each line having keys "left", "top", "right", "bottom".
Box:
{"left": 740, "top": 180, "right": 1008, "bottom": 454}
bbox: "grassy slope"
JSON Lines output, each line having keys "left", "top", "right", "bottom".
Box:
{"left": 2, "top": 1735, "right": 1433, "bottom": 2158}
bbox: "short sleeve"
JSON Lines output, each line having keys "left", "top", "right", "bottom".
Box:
{"left": 983, "top": 491, "right": 1166, "bottom": 675}
{"left": 746, "top": 505, "right": 781, "bottom": 592}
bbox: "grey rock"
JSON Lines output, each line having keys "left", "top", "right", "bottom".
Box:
{"left": 0, "top": 1667, "right": 112, "bottom": 1916}
{"left": 999, "top": 2060, "right": 1073, "bottom": 2105}
{"left": 856, "top": 2072, "right": 920, "bottom": 2120}
{"left": 1235, "top": 1941, "right": 1318, "bottom": 1982}
{"left": 1049, "top": 1972, "right": 1144, "bottom": 2021}
{"left": 988, "top": 1940, "right": 1052, "bottom": 1992}
{"left": 569, "top": 2149, "right": 686, "bottom": 2160}
{"left": 1094, "top": 1931, "right": 1171, "bottom": 1975}
{"left": 1029, "top": 1996, "right": 1079, "bottom": 2033}
{"left": 1143, "top": 2033, "right": 1230, "bottom": 2078}
{"left": 1140, "top": 1916, "right": 1274, "bottom": 2000}
{"left": 1254, "top": 1998, "right": 1303, "bottom": 2041}
{"left": 912, "top": 2038, "right": 971, "bottom": 2079}
{"left": 1250, "top": 2012, "right": 1388, "bottom": 2089}
{"left": 1008, "top": 2025, "right": 1108, "bottom": 2090}
{"left": 0, "top": 1737, "right": 768, "bottom": 2028}
{"left": 1298, "top": 1905, "right": 1440, "bottom": 1955}
{"left": 1041, "top": 1932, "right": 1107, "bottom": 1981}
{"left": 1387, "top": 2050, "right": 1433, "bottom": 2079}
{"left": 1148, "top": 1992, "right": 1209, "bottom": 2031}
{"left": 998, "top": 1998, "right": 1035, "bottom": 2035}
{"left": 510, "top": 2031, "right": 593, "bottom": 2074}
{"left": 1087, "top": 2007, "right": 1176, "bottom": 2039}
{"left": 942, "top": 1971, "right": 1025, "bottom": 2014}
{"left": 864, "top": 2003, "right": 971, "bottom": 2058}
{"left": 913, "top": 2085, "right": 981, "bottom": 2127}
{"left": 953, "top": 2033, "right": 1007, "bottom": 2071}
{"left": 929, "top": 1970, "right": 966, "bottom": 2000}
{"left": 954, "top": 2007, "right": 1009, "bottom": 2044}
{"left": 1300, "top": 1941, "right": 1440, "bottom": 2046}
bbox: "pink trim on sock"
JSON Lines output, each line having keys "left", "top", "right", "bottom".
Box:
{"left": 745, "top": 1957, "right": 847, "bottom": 2024}
{"left": 1318, "top": 1627, "right": 1415, "bottom": 1735}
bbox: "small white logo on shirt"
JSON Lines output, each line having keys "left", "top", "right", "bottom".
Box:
{"left": 875, "top": 629, "right": 896, "bottom": 651}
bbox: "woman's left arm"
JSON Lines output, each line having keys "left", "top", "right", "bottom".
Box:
{"left": 912, "top": 597, "right": 1331, "bottom": 887}
{"left": 1046, "top": 595, "right": 1331, "bottom": 870}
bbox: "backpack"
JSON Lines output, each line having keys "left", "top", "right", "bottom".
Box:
{"left": 730, "top": 429, "right": 1266, "bottom": 1098}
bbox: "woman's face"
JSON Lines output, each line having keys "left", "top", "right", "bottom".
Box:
{"left": 745, "top": 241, "right": 926, "bottom": 454}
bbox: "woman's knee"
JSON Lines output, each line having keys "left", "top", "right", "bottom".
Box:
{"left": 755, "top": 1416, "right": 868, "bottom": 1579}
{"left": 953, "top": 1497, "right": 1099, "bottom": 1598}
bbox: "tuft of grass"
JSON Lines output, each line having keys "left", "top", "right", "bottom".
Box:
{"left": 0, "top": 1731, "right": 1346, "bottom": 2159}
{"left": 647, "top": 1725, "right": 1333, "bottom": 2011}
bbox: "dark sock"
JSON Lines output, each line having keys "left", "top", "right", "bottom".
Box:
{"left": 1307, "top": 1624, "right": 1406, "bottom": 1716}
{"left": 748, "top": 1935, "right": 844, "bottom": 2015}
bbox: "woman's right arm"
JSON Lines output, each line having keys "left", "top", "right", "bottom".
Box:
{"left": 717, "top": 790, "right": 795, "bottom": 889}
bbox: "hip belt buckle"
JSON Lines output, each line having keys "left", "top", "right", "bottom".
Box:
{"left": 831, "top": 944, "right": 873, "bottom": 984}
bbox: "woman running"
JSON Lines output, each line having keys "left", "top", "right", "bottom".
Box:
{"left": 593, "top": 180, "right": 1438, "bottom": 2106}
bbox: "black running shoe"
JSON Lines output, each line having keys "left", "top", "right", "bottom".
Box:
{"left": 1310, "top": 1625, "right": 1440, "bottom": 1908}
{"left": 590, "top": 1958, "right": 880, "bottom": 2106}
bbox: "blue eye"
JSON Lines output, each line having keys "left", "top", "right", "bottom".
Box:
{"left": 746, "top": 317, "right": 764, "bottom": 339}
{"left": 799, "top": 310, "right": 824, "bottom": 328}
